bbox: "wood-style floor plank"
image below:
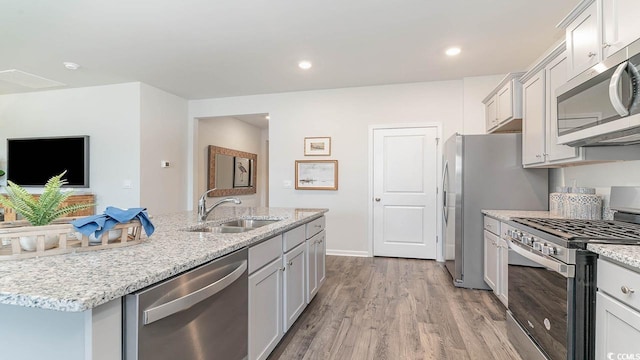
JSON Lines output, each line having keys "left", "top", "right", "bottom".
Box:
{"left": 267, "top": 255, "right": 522, "bottom": 360}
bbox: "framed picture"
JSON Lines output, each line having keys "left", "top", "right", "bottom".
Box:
{"left": 295, "top": 160, "right": 338, "bottom": 190}
{"left": 304, "top": 137, "right": 331, "bottom": 156}
{"left": 233, "top": 156, "right": 251, "bottom": 188}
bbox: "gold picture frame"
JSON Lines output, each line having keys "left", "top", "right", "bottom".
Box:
{"left": 304, "top": 137, "right": 331, "bottom": 156}
{"left": 295, "top": 160, "right": 338, "bottom": 190}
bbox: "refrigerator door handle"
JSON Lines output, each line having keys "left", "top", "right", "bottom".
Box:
{"left": 442, "top": 160, "right": 449, "bottom": 224}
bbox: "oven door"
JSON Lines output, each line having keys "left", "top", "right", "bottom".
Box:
{"left": 508, "top": 239, "right": 574, "bottom": 360}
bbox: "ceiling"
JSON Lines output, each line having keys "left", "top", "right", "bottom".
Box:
{"left": 0, "top": 0, "right": 580, "bottom": 100}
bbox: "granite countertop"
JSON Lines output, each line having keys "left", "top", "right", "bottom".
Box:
{"left": 0, "top": 207, "right": 327, "bottom": 312}
{"left": 481, "top": 209, "right": 565, "bottom": 222}
{"left": 587, "top": 244, "right": 640, "bottom": 271}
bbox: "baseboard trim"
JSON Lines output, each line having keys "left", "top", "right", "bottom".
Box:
{"left": 326, "top": 249, "right": 370, "bottom": 257}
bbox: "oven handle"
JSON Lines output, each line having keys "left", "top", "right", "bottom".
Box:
{"left": 508, "top": 239, "right": 575, "bottom": 278}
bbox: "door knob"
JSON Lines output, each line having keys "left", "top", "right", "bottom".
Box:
{"left": 375, "top": 198, "right": 381, "bottom": 202}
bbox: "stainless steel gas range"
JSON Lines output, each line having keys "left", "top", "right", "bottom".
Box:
{"left": 504, "top": 187, "right": 640, "bottom": 360}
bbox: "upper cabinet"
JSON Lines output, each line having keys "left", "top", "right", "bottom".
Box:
{"left": 522, "top": 42, "right": 581, "bottom": 167}
{"left": 565, "top": 1, "right": 600, "bottom": 78}
{"left": 559, "top": 0, "right": 640, "bottom": 79}
{"left": 484, "top": 72, "right": 525, "bottom": 133}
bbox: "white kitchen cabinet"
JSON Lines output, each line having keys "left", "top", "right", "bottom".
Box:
{"left": 483, "top": 215, "right": 508, "bottom": 307}
{"left": 483, "top": 73, "right": 524, "bottom": 133}
{"left": 522, "top": 45, "right": 580, "bottom": 167}
{"left": 601, "top": 0, "right": 640, "bottom": 58}
{"left": 305, "top": 216, "right": 326, "bottom": 303}
{"left": 483, "top": 229, "right": 499, "bottom": 291}
{"left": 283, "top": 241, "right": 306, "bottom": 332}
{"left": 248, "top": 235, "right": 283, "bottom": 360}
{"left": 496, "top": 236, "right": 508, "bottom": 306}
{"left": 565, "top": 1, "right": 600, "bottom": 79}
{"left": 485, "top": 95, "right": 498, "bottom": 131}
{"left": 560, "top": 0, "right": 640, "bottom": 79}
{"left": 522, "top": 69, "right": 546, "bottom": 166}
{"left": 249, "top": 216, "right": 327, "bottom": 360}
{"left": 306, "top": 230, "right": 326, "bottom": 303}
{"left": 595, "top": 258, "right": 640, "bottom": 359}
{"left": 520, "top": 39, "right": 636, "bottom": 167}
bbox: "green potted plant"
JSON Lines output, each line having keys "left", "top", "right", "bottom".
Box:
{"left": 0, "top": 171, "right": 94, "bottom": 250}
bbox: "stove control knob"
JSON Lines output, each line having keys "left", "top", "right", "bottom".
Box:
{"left": 523, "top": 235, "right": 534, "bottom": 246}
{"left": 533, "top": 241, "right": 543, "bottom": 251}
{"left": 507, "top": 229, "right": 514, "bottom": 238}
{"left": 542, "top": 245, "right": 557, "bottom": 255}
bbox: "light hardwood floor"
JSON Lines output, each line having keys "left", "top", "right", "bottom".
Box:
{"left": 267, "top": 255, "right": 522, "bottom": 360}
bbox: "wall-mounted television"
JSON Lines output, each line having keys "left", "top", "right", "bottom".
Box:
{"left": 6, "top": 136, "right": 90, "bottom": 188}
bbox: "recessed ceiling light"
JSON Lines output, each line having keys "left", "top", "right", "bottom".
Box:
{"left": 298, "top": 61, "right": 312, "bottom": 70}
{"left": 445, "top": 47, "right": 461, "bottom": 56}
{"left": 63, "top": 62, "right": 80, "bottom": 70}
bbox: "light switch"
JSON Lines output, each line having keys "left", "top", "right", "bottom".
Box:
{"left": 161, "top": 161, "right": 170, "bottom": 168}
{"left": 123, "top": 180, "right": 132, "bottom": 189}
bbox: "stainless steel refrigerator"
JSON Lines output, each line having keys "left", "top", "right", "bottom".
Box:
{"left": 442, "top": 133, "right": 548, "bottom": 289}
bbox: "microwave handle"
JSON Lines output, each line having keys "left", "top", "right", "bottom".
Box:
{"left": 609, "top": 61, "right": 630, "bottom": 117}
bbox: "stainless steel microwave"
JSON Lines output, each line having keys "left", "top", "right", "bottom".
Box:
{"left": 556, "top": 37, "right": 640, "bottom": 147}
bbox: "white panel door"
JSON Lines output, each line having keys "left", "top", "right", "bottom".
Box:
{"left": 372, "top": 127, "right": 438, "bottom": 259}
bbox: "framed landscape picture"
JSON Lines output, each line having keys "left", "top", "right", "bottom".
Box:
{"left": 304, "top": 137, "right": 331, "bottom": 156}
{"left": 295, "top": 160, "right": 338, "bottom": 190}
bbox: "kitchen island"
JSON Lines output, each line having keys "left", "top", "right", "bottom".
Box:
{"left": 0, "top": 207, "right": 327, "bottom": 360}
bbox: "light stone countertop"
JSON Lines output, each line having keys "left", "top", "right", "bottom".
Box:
{"left": 587, "top": 244, "right": 640, "bottom": 271}
{"left": 0, "top": 207, "right": 327, "bottom": 312}
{"left": 481, "top": 209, "right": 565, "bottom": 222}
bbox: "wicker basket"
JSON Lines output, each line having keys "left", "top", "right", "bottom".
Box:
{"left": 0, "top": 217, "right": 143, "bottom": 260}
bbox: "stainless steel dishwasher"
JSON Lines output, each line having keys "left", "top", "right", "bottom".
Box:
{"left": 124, "top": 248, "right": 248, "bottom": 360}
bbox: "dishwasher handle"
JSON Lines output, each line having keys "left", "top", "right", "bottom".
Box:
{"left": 143, "top": 259, "right": 247, "bottom": 325}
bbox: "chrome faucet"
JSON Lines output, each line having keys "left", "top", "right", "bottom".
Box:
{"left": 197, "top": 189, "right": 242, "bottom": 222}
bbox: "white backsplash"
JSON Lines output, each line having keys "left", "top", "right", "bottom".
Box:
{"left": 548, "top": 160, "right": 640, "bottom": 220}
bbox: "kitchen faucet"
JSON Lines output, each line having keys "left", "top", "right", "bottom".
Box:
{"left": 197, "top": 189, "right": 242, "bottom": 222}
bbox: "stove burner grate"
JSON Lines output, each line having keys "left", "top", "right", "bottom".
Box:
{"left": 511, "top": 217, "right": 640, "bottom": 241}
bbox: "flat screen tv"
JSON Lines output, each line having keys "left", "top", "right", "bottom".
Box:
{"left": 6, "top": 136, "right": 90, "bottom": 187}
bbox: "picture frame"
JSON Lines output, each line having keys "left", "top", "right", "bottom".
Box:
{"left": 304, "top": 137, "right": 331, "bottom": 156}
{"left": 295, "top": 160, "right": 338, "bottom": 190}
{"left": 233, "top": 156, "right": 251, "bottom": 188}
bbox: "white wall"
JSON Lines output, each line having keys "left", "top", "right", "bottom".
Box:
{"left": 140, "top": 83, "right": 189, "bottom": 215}
{"left": 189, "top": 81, "right": 464, "bottom": 256}
{"left": 0, "top": 83, "right": 141, "bottom": 213}
{"left": 550, "top": 160, "right": 640, "bottom": 208}
{"left": 0, "top": 82, "right": 190, "bottom": 216}
{"left": 462, "top": 74, "right": 505, "bottom": 135}
{"left": 196, "top": 116, "right": 266, "bottom": 207}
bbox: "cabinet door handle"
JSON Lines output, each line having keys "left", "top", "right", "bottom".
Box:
{"left": 603, "top": 42, "right": 611, "bottom": 49}
{"left": 288, "top": 260, "right": 293, "bottom": 267}
{"left": 375, "top": 198, "right": 381, "bottom": 202}
{"left": 588, "top": 51, "right": 597, "bottom": 57}
{"left": 621, "top": 285, "right": 635, "bottom": 295}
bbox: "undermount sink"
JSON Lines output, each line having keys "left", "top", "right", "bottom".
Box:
{"left": 186, "top": 226, "right": 250, "bottom": 233}
{"left": 219, "top": 219, "right": 280, "bottom": 228}
{"left": 184, "top": 218, "right": 280, "bottom": 234}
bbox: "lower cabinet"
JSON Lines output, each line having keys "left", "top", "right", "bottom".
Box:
{"left": 306, "top": 230, "right": 326, "bottom": 303}
{"left": 283, "top": 242, "right": 307, "bottom": 332}
{"left": 248, "top": 215, "right": 326, "bottom": 360}
{"left": 595, "top": 258, "right": 640, "bottom": 358}
{"left": 483, "top": 215, "right": 508, "bottom": 307}
{"left": 249, "top": 256, "right": 283, "bottom": 360}
{"left": 483, "top": 230, "right": 499, "bottom": 291}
